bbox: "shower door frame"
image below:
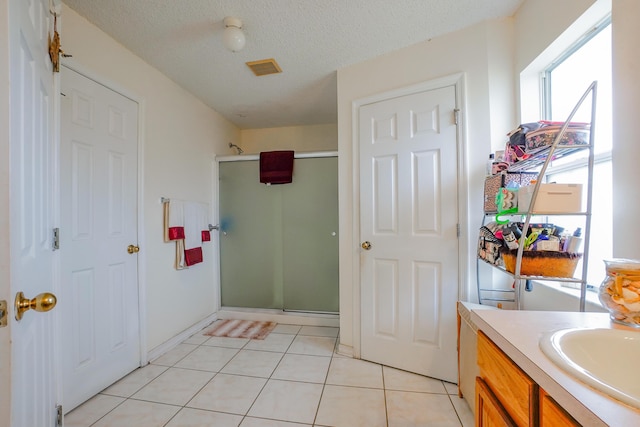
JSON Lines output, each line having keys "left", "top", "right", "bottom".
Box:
{"left": 215, "top": 151, "right": 339, "bottom": 319}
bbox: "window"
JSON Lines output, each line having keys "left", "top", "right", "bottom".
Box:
{"left": 542, "top": 18, "right": 612, "bottom": 288}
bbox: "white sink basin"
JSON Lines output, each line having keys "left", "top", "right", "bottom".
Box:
{"left": 540, "top": 328, "right": 640, "bottom": 409}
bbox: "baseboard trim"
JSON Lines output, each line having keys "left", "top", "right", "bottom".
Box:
{"left": 218, "top": 307, "right": 339, "bottom": 327}
{"left": 147, "top": 313, "right": 218, "bottom": 363}
{"left": 337, "top": 343, "right": 354, "bottom": 358}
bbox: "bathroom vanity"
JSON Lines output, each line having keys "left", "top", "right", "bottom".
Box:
{"left": 469, "top": 309, "right": 640, "bottom": 426}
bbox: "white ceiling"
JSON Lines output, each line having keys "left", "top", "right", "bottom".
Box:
{"left": 63, "top": 0, "right": 523, "bottom": 129}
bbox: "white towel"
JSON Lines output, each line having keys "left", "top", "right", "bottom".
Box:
{"left": 183, "top": 202, "right": 210, "bottom": 267}
{"left": 163, "top": 200, "right": 186, "bottom": 269}
{"left": 164, "top": 200, "right": 210, "bottom": 269}
{"left": 164, "top": 200, "right": 185, "bottom": 242}
{"left": 199, "top": 203, "right": 211, "bottom": 242}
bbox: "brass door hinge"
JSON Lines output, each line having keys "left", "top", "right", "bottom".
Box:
{"left": 53, "top": 228, "right": 60, "bottom": 250}
{"left": 56, "top": 404, "right": 63, "bottom": 427}
{"left": 0, "top": 300, "right": 7, "bottom": 327}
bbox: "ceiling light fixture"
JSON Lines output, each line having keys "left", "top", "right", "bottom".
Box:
{"left": 223, "top": 17, "right": 245, "bottom": 52}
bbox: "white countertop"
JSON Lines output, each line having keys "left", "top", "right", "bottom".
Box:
{"left": 470, "top": 309, "right": 640, "bottom": 427}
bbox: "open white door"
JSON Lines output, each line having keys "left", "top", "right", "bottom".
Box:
{"left": 60, "top": 66, "right": 141, "bottom": 412}
{"left": 8, "top": 0, "right": 59, "bottom": 425}
{"left": 359, "top": 84, "right": 460, "bottom": 382}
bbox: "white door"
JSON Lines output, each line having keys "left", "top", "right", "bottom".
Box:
{"left": 60, "top": 66, "right": 141, "bottom": 411}
{"left": 360, "top": 85, "right": 460, "bottom": 382}
{"left": 8, "top": 0, "right": 59, "bottom": 425}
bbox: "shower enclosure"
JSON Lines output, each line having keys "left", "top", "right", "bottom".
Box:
{"left": 218, "top": 153, "right": 338, "bottom": 313}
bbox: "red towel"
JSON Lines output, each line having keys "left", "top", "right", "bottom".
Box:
{"left": 183, "top": 202, "right": 208, "bottom": 267}
{"left": 260, "top": 151, "right": 294, "bottom": 184}
{"left": 184, "top": 247, "right": 203, "bottom": 266}
{"left": 163, "top": 200, "right": 210, "bottom": 269}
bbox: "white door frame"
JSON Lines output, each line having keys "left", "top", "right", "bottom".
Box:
{"left": 211, "top": 159, "right": 222, "bottom": 312}
{"left": 59, "top": 59, "right": 148, "bottom": 367}
{"left": 350, "top": 73, "right": 470, "bottom": 358}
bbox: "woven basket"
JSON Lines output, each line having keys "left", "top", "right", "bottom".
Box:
{"left": 501, "top": 250, "right": 582, "bottom": 278}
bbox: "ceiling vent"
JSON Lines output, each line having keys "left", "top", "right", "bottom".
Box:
{"left": 246, "top": 58, "right": 282, "bottom": 76}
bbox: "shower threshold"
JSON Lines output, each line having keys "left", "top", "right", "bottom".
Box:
{"left": 284, "top": 309, "right": 338, "bottom": 315}
{"left": 218, "top": 306, "right": 339, "bottom": 327}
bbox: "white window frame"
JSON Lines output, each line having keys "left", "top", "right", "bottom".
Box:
{"left": 540, "top": 17, "right": 612, "bottom": 293}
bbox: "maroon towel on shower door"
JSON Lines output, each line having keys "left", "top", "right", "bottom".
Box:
{"left": 259, "top": 150, "right": 294, "bottom": 184}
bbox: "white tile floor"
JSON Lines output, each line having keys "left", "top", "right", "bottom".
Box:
{"left": 65, "top": 323, "right": 474, "bottom": 427}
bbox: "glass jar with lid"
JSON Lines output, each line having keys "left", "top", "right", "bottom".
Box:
{"left": 598, "top": 258, "right": 640, "bottom": 327}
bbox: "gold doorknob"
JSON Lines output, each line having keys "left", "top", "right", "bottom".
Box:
{"left": 14, "top": 292, "right": 57, "bottom": 321}
{"left": 127, "top": 244, "right": 140, "bottom": 254}
{"left": 361, "top": 241, "right": 372, "bottom": 250}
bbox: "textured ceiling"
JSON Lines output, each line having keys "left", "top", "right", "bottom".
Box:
{"left": 63, "top": 0, "right": 523, "bottom": 129}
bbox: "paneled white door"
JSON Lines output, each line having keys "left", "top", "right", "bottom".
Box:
{"left": 60, "top": 66, "right": 140, "bottom": 411}
{"left": 8, "top": 0, "right": 59, "bottom": 425}
{"left": 359, "top": 85, "right": 459, "bottom": 382}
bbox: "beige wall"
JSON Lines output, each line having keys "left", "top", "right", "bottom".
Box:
{"left": 611, "top": 0, "right": 640, "bottom": 260}
{"left": 4, "top": 0, "right": 634, "bottom": 419}
{"left": 516, "top": 0, "right": 604, "bottom": 121}
{"left": 239, "top": 124, "right": 337, "bottom": 154}
{"left": 54, "top": 6, "right": 338, "bottom": 353}
{"left": 336, "top": 0, "right": 630, "bottom": 354}
{"left": 514, "top": 0, "right": 598, "bottom": 73}
{"left": 62, "top": 5, "right": 239, "bottom": 350}
{"left": 515, "top": 0, "right": 640, "bottom": 272}
{"left": 336, "top": 19, "right": 514, "bottom": 352}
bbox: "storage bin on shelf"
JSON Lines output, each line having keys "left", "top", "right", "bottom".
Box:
{"left": 501, "top": 249, "right": 582, "bottom": 278}
{"left": 524, "top": 121, "right": 590, "bottom": 154}
{"left": 478, "top": 222, "right": 504, "bottom": 266}
{"left": 483, "top": 172, "right": 537, "bottom": 213}
{"left": 518, "top": 183, "right": 583, "bottom": 213}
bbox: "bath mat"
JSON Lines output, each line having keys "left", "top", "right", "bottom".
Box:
{"left": 203, "top": 319, "right": 277, "bottom": 340}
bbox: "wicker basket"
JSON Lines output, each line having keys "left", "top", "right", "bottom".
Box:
{"left": 501, "top": 250, "right": 582, "bottom": 278}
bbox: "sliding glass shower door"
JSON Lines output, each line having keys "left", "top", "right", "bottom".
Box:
{"left": 219, "top": 156, "right": 338, "bottom": 313}
{"left": 219, "top": 160, "right": 281, "bottom": 309}
{"left": 281, "top": 157, "right": 339, "bottom": 312}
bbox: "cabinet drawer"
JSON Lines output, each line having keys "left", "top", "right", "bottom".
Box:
{"left": 476, "top": 376, "right": 517, "bottom": 427}
{"left": 477, "top": 331, "right": 538, "bottom": 426}
{"left": 539, "top": 389, "right": 580, "bottom": 427}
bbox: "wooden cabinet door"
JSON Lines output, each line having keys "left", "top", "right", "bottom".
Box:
{"left": 478, "top": 331, "right": 538, "bottom": 426}
{"left": 540, "top": 390, "right": 580, "bottom": 427}
{"left": 476, "top": 377, "right": 517, "bottom": 427}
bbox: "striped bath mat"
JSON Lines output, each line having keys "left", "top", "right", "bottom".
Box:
{"left": 203, "top": 319, "right": 277, "bottom": 340}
